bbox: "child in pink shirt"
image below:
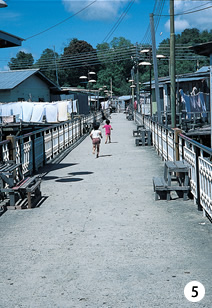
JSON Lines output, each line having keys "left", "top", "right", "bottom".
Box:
{"left": 103, "top": 119, "right": 113, "bottom": 144}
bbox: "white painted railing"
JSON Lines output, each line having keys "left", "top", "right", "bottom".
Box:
{"left": 134, "top": 111, "right": 212, "bottom": 220}
{"left": 0, "top": 112, "right": 102, "bottom": 176}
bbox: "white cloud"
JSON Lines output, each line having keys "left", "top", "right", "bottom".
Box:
{"left": 165, "top": 18, "right": 190, "bottom": 32}
{"left": 62, "top": 0, "right": 128, "bottom": 21}
{"left": 0, "top": 11, "right": 21, "bottom": 22}
{"left": 165, "top": 0, "right": 212, "bottom": 32}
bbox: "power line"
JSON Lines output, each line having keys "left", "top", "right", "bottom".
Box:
{"left": 157, "top": 4, "right": 212, "bottom": 16}
{"left": 102, "top": 0, "right": 135, "bottom": 43}
{"left": 4, "top": 46, "right": 137, "bottom": 67}
{"left": 25, "top": 0, "right": 97, "bottom": 40}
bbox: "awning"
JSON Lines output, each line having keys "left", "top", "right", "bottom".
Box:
{"left": 0, "top": 30, "right": 24, "bottom": 48}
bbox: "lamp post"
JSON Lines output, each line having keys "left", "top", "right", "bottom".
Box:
{"left": 0, "top": 0, "right": 7, "bottom": 8}
{"left": 79, "top": 71, "right": 96, "bottom": 112}
{"left": 140, "top": 49, "right": 166, "bottom": 118}
{"left": 139, "top": 60, "right": 152, "bottom": 116}
{"left": 129, "top": 79, "right": 135, "bottom": 110}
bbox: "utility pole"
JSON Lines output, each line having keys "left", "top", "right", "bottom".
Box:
{"left": 150, "top": 13, "right": 161, "bottom": 123}
{"left": 53, "top": 46, "right": 60, "bottom": 87}
{"left": 136, "top": 43, "right": 140, "bottom": 109}
{"left": 170, "top": 0, "right": 176, "bottom": 128}
{"left": 110, "top": 77, "right": 113, "bottom": 101}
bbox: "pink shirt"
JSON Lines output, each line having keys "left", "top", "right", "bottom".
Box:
{"left": 103, "top": 124, "right": 112, "bottom": 135}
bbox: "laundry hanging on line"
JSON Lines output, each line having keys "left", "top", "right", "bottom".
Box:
{"left": 0, "top": 100, "right": 78, "bottom": 123}
{"left": 179, "top": 90, "right": 208, "bottom": 119}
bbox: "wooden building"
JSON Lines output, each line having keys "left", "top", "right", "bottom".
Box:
{"left": 0, "top": 69, "right": 61, "bottom": 103}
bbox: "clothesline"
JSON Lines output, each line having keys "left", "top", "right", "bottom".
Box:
{"left": 0, "top": 100, "right": 78, "bottom": 124}
{"left": 179, "top": 90, "right": 209, "bottom": 119}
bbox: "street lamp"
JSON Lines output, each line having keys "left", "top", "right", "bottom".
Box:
{"left": 139, "top": 61, "right": 152, "bottom": 116}
{"left": 139, "top": 49, "right": 166, "bottom": 117}
{"left": 129, "top": 79, "right": 135, "bottom": 109}
{"left": 0, "top": 0, "right": 7, "bottom": 8}
{"left": 79, "top": 71, "right": 96, "bottom": 111}
{"left": 88, "top": 78, "right": 96, "bottom": 111}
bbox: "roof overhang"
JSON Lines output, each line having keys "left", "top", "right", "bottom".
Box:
{"left": 0, "top": 30, "right": 24, "bottom": 48}
{"left": 189, "top": 41, "right": 212, "bottom": 57}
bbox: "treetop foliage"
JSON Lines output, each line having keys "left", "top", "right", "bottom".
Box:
{"left": 7, "top": 29, "right": 212, "bottom": 96}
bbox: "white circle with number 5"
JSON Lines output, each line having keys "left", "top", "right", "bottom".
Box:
{"left": 184, "top": 281, "right": 205, "bottom": 302}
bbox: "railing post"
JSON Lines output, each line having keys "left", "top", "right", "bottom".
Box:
{"left": 174, "top": 128, "right": 181, "bottom": 161}
{"left": 166, "top": 130, "right": 168, "bottom": 161}
{"left": 6, "top": 135, "right": 16, "bottom": 161}
{"left": 195, "top": 146, "right": 202, "bottom": 211}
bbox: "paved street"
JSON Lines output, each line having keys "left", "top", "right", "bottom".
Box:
{"left": 0, "top": 113, "right": 212, "bottom": 308}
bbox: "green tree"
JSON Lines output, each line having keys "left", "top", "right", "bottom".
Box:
{"left": 157, "top": 28, "right": 210, "bottom": 78}
{"left": 59, "top": 38, "right": 99, "bottom": 87}
{"left": 8, "top": 51, "right": 34, "bottom": 70}
{"left": 34, "top": 48, "right": 60, "bottom": 85}
{"left": 96, "top": 37, "right": 134, "bottom": 95}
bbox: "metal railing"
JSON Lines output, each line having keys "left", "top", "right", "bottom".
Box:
{"left": 134, "top": 111, "right": 212, "bottom": 220}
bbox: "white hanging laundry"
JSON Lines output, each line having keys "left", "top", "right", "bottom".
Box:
{"left": 11, "top": 101, "right": 23, "bottom": 123}
{"left": 67, "top": 100, "right": 73, "bottom": 113}
{"left": 105, "top": 101, "right": 109, "bottom": 109}
{"left": 21, "top": 102, "right": 34, "bottom": 122}
{"left": 1, "top": 103, "right": 12, "bottom": 116}
{"left": 30, "top": 103, "right": 45, "bottom": 123}
{"left": 2, "top": 116, "right": 14, "bottom": 124}
{"left": 73, "top": 100, "right": 77, "bottom": 113}
{"left": 11, "top": 102, "right": 22, "bottom": 116}
{"left": 57, "top": 101, "right": 68, "bottom": 122}
{"left": 45, "top": 103, "right": 58, "bottom": 123}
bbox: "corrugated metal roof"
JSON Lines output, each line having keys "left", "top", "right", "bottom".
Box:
{"left": 194, "top": 66, "right": 210, "bottom": 73}
{"left": 0, "top": 69, "right": 40, "bottom": 90}
{"left": 170, "top": 76, "right": 206, "bottom": 83}
{"left": 118, "top": 95, "right": 131, "bottom": 100}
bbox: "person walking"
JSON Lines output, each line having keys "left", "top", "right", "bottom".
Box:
{"left": 90, "top": 122, "right": 103, "bottom": 158}
{"left": 102, "top": 119, "right": 113, "bottom": 144}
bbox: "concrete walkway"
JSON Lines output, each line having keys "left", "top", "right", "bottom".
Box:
{"left": 0, "top": 113, "right": 212, "bottom": 308}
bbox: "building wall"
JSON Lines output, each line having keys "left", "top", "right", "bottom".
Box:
{"left": 60, "top": 92, "right": 89, "bottom": 115}
{"left": 0, "top": 75, "right": 51, "bottom": 103}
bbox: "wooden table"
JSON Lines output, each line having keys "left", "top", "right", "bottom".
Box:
{"left": 164, "top": 160, "right": 191, "bottom": 200}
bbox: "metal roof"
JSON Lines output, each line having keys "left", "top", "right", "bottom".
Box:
{"left": 189, "top": 41, "right": 212, "bottom": 57}
{"left": 194, "top": 66, "right": 210, "bottom": 73}
{"left": 118, "top": 95, "right": 131, "bottom": 100}
{"left": 0, "top": 69, "right": 59, "bottom": 90}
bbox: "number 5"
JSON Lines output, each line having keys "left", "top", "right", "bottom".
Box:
{"left": 192, "top": 286, "right": 198, "bottom": 298}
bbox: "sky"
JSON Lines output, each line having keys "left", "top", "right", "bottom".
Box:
{"left": 0, "top": 0, "right": 212, "bottom": 71}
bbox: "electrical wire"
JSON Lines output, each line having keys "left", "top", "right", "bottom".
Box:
{"left": 102, "top": 0, "right": 135, "bottom": 43}
{"left": 5, "top": 45, "right": 137, "bottom": 68}
{"left": 25, "top": 0, "right": 97, "bottom": 40}
{"left": 157, "top": 4, "right": 212, "bottom": 16}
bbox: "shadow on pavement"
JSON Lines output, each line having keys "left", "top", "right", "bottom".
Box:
{"left": 43, "top": 170, "right": 94, "bottom": 183}
{"left": 56, "top": 178, "right": 83, "bottom": 183}
{"left": 68, "top": 171, "right": 93, "bottom": 176}
{"left": 38, "top": 163, "right": 79, "bottom": 175}
{"left": 99, "top": 155, "right": 112, "bottom": 158}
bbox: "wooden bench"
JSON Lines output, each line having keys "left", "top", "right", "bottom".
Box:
{"left": 133, "top": 125, "right": 145, "bottom": 137}
{"left": 153, "top": 177, "right": 169, "bottom": 200}
{"left": 135, "top": 130, "right": 152, "bottom": 146}
{"left": 126, "top": 112, "right": 134, "bottom": 121}
{"left": 153, "top": 160, "right": 191, "bottom": 201}
{"left": 153, "top": 176, "right": 190, "bottom": 201}
{"left": 2, "top": 175, "right": 42, "bottom": 209}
